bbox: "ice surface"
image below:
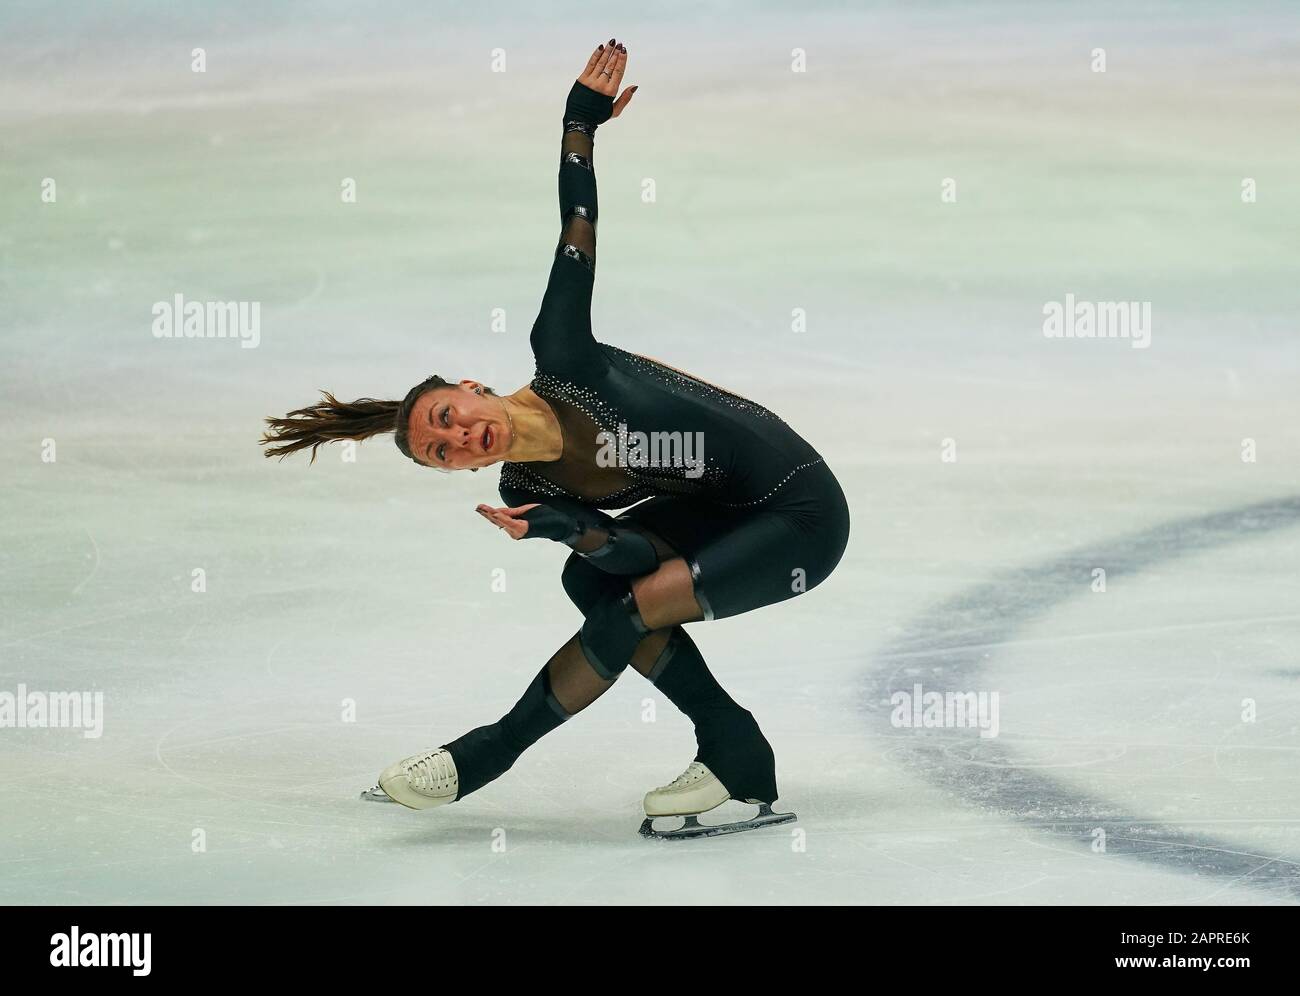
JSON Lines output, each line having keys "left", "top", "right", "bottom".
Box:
{"left": 2, "top": 1, "right": 1298, "bottom": 904}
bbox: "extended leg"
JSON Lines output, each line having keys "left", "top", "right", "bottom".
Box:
{"left": 441, "top": 631, "right": 612, "bottom": 800}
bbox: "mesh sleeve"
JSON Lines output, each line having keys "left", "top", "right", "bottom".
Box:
{"left": 529, "top": 82, "right": 614, "bottom": 377}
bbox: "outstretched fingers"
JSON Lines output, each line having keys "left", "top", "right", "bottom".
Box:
{"left": 582, "top": 39, "right": 632, "bottom": 95}
{"left": 578, "top": 39, "right": 630, "bottom": 102}
{"left": 474, "top": 504, "right": 530, "bottom": 540}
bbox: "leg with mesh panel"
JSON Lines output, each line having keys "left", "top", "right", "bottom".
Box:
{"left": 633, "top": 626, "right": 778, "bottom": 805}
{"left": 564, "top": 549, "right": 785, "bottom": 802}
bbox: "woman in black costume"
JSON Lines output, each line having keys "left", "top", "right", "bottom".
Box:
{"left": 262, "top": 41, "right": 849, "bottom": 837}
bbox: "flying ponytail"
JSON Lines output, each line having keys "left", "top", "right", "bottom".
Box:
{"left": 261, "top": 374, "right": 452, "bottom": 463}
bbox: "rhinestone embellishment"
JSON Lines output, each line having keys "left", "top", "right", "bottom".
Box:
{"left": 562, "top": 151, "right": 592, "bottom": 171}
{"left": 557, "top": 243, "right": 594, "bottom": 273}
{"left": 605, "top": 346, "right": 785, "bottom": 424}
{"left": 504, "top": 349, "right": 820, "bottom": 510}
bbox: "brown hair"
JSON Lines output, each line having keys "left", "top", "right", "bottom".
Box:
{"left": 260, "top": 374, "right": 452, "bottom": 463}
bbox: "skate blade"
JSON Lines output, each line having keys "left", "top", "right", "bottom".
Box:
{"left": 359, "top": 783, "right": 397, "bottom": 803}
{"left": 638, "top": 803, "right": 797, "bottom": 841}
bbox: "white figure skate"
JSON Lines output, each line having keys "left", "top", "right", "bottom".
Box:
{"left": 360, "top": 747, "right": 459, "bottom": 810}
{"left": 638, "top": 761, "right": 797, "bottom": 840}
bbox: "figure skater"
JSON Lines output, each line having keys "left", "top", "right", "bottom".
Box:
{"left": 261, "top": 40, "right": 850, "bottom": 837}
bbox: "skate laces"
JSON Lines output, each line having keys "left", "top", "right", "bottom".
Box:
{"left": 407, "top": 750, "right": 455, "bottom": 794}
{"left": 664, "top": 761, "right": 710, "bottom": 790}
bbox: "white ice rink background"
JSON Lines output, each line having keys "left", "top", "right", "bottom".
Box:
{"left": 2, "top": 1, "right": 1298, "bottom": 903}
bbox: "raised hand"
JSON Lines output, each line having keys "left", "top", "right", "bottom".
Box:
{"left": 578, "top": 39, "right": 636, "bottom": 118}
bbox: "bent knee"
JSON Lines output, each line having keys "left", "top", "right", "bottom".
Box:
{"left": 561, "top": 551, "right": 622, "bottom": 615}
{"left": 578, "top": 590, "right": 648, "bottom": 680}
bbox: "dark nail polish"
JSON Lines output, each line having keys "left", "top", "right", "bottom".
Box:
{"left": 609, "top": 38, "right": 615, "bottom": 45}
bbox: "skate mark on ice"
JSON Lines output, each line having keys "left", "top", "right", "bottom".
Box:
{"left": 69, "top": 528, "right": 101, "bottom": 596}
{"left": 872, "top": 611, "right": 1300, "bottom": 662}
{"left": 865, "top": 494, "right": 1300, "bottom": 901}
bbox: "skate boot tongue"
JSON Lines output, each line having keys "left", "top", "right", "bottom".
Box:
{"left": 666, "top": 761, "right": 712, "bottom": 790}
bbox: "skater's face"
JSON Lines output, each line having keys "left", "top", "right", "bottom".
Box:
{"left": 406, "top": 382, "right": 512, "bottom": 471}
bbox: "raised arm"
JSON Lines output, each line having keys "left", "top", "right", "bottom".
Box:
{"left": 530, "top": 41, "right": 636, "bottom": 375}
